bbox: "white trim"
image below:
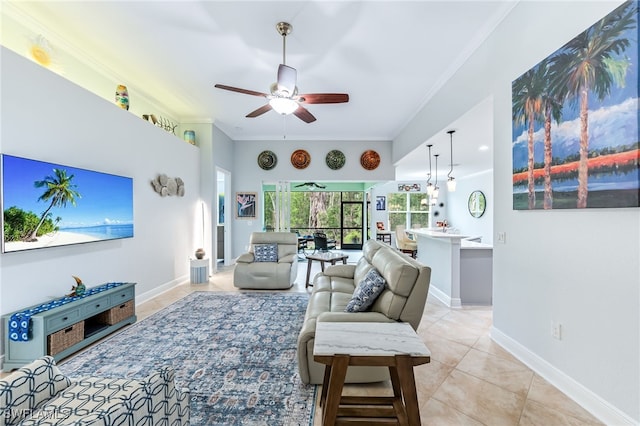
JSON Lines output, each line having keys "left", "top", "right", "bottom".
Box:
{"left": 491, "top": 327, "right": 636, "bottom": 426}
{"left": 135, "top": 276, "right": 188, "bottom": 306}
{"left": 428, "top": 286, "right": 461, "bottom": 308}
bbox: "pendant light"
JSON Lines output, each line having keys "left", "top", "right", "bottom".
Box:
{"left": 426, "top": 144, "right": 434, "bottom": 196}
{"left": 432, "top": 154, "right": 440, "bottom": 201}
{"left": 447, "top": 130, "right": 457, "bottom": 192}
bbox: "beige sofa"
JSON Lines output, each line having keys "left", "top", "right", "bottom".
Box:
{"left": 233, "top": 232, "right": 299, "bottom": 289}
{"left": 297, "top": 239, "right": 431, "bottom": 384}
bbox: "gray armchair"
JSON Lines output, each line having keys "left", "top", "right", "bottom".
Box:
{"left": 233, "top": 232, "right": 299, "bottom": 289}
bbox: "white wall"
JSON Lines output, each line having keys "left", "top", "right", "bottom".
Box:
{"left": 231, "top": 139, "right": 394, "bottom": 258}
{"left": 0, "top": 49, "right": 201, "bottom": 332}
{"left": 393, "top": 1, "right": 638, "bottom": 423}
{"left": 447, "top": 170, "right": 493, "bottom": 244}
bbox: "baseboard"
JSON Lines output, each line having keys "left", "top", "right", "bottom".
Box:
{"left": 491, "top": 327, "right": 636, "bottom": 425}
{"left": 428, "top": 286, "right": 461, "bottom": 308}
{"left": 135, "top": 275, "right": 188, "bottom": 305}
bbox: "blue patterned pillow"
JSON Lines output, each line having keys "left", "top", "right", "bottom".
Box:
{"left": 254, "top": 243, "right": 278, "bottom": 262}
{"left": 345, "top": 268, "right": 386, "bottom": 312}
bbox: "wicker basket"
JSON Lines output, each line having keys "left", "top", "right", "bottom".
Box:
{"left": 97, "top": 300, "right": 134, "bottom": 325}
{"left": 47, "top": 321, "right": 84, "bottom": 356}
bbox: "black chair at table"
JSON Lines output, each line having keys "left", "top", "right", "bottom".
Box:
{"left": 313, "top": 232, "right": 336, "bottom": 253}
{"left": 294, "top": 230, "right": 308, "bottom": 254}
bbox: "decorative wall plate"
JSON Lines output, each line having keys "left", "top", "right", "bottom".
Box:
{"left": 360, "top": 150, "right": 380, "bottom": 170}
{"left": 325, "top": 150, "right": 346, "bottom": 170}
{"left": 291, "top": 149, "right": 311, "bottom": 169}
{"left": 257, "top": 150, "right": 277, "bottom": 170}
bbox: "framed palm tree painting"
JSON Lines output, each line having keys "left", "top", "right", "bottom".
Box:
{"left": 512, "top": 1, "right": 639, "bottom": 210}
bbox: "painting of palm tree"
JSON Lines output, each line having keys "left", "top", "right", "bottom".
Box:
{"left": 512, "top": 1, "right": 639, "bottom": 209}
{"left": 28, "top": 168, "right": 81, "bottom": 241}
{"left": 2, "top": 155, "right": 134, "bottom": 253}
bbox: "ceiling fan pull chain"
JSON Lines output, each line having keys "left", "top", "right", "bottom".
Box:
{"left": 283, "top": 115, "right": 287, "bottom": 139}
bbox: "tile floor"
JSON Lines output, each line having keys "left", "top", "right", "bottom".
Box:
{"left": 3, "top": 251, "right": 604, "bottom": 425}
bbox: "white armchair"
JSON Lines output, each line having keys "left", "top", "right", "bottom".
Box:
{"left": 233, "top": 232, "right": 299, "bottom": 289}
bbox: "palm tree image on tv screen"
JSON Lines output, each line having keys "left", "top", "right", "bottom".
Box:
{"left": 1, "top": 155, "right": 134, "bottom": 253}
{"left": 512, "top": 1, "right": 639, "bottom": 210}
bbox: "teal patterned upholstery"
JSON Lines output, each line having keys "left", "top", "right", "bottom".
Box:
{"left": 0, "top": 356, "right": 70, "bottom": 426}
{"left": 0, "top": 357, "right": 190, "bottom": 426}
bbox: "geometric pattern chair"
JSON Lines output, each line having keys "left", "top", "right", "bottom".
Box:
{"left": 0, "top": 356, "right": 190, "bottom": 426}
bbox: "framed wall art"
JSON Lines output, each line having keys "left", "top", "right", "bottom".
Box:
{"left": 235, "top": 192, "right": 257, "bottom": 219}
{"left": 376, "top": 196, "right": 386, "bottom": 210}
{"left": 512, "top": 1, "right": 639, "bottom": 210}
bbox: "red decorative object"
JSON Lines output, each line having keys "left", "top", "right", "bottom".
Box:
{"left": 291, "top": 149, "right": 311, "bottom": 169}
{"left": 360, "top": 150, "right": 380, "bottom": 170}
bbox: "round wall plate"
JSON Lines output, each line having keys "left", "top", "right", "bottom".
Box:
{"left": 360, "top": 150, "right": 380, "bottom": 170}
{"left": 257, "top": 150, "right": 277, "bottom": 170}
{"left": 291, "top": 149, "right": 311, "bottom": 169}
{"left": 326, "top": 150, "right": 346, "bottom": 170}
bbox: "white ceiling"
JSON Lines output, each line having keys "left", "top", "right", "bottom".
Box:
{"left": 8, "top": 1, "right": 511, "bottom": 180}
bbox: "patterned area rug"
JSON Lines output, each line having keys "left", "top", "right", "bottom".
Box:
{"left": 59, "top": 292, "right": 316, "bottom": 425}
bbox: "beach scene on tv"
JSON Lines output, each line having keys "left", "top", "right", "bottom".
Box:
{"left": 2, "top": 155, "right": 134, "bottom": 253}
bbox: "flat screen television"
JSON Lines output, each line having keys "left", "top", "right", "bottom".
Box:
{"left": 1, "top": 154, "right": 134, "bottom": 253}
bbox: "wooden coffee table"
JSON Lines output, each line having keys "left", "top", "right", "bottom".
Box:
{"left": 314, "top": 322, "right": 431, "bottom": 426}
{"left": 305, "top": 252, "right": 349, "bottom": 288}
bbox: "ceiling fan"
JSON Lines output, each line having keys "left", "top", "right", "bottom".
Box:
{"left": 295, "top": 182, "right": 326, "bottom": 189}
{"left": 214, "top": 22, "right": 349, "bottom": 123}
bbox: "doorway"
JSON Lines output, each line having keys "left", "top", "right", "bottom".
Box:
{"left": 216, "top": 168, "right": 231, "bottom": 267}
{"left": 341, "top": 201, "right": 363, "bottom": 250}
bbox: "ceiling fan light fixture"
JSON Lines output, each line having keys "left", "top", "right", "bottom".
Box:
{"left": 269, "top": 97, "right": 298, "bottom": 115}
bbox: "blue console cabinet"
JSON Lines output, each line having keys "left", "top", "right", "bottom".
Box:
{"left": 1, "top": 282, "right": 136, "bottom": 371}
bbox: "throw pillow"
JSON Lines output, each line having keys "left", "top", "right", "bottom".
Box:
{"left": 253, "top": 243, "right": 278, "bottom": 262}
{"left": 345, "top": 268, "right": 386, "bottom": 312}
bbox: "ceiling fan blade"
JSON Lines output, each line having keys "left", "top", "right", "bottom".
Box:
{"left": 298, "top": 93, "right": 349, "bottom": 104}
{"left": 246, "top": 104, "right": 273, "bottom": 118}
{"left": 214, "top": 84, "right": 268, "bottom": 98}
{"left": 293, "top": 105, "right": 316, "bottom": 123}
{"left": 277, "top": 64, "right": 297, "bottom": 96}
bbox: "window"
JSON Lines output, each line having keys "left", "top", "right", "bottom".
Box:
{"left": 387, "top": 193, "right": 429, "bottom": 231}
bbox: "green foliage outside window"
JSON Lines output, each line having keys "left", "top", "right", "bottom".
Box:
{"left": 388, "top": 192, "right": 430, "bottom": 231}
{"left": 263, "top": 191, "right": 362, "bottom": 241}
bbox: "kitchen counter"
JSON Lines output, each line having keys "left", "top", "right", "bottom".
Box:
{"left": 407, "top": 228, "right": 493, "bottom": 307}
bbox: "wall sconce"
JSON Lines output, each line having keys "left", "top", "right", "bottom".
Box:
{"left": 447, "top": 130, "right": 457, "bottom": 192}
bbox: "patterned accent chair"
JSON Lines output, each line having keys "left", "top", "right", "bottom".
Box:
{"left": 233, "top": 232, "right": 299, "bottom": 289}
{"left": 0, "top": 356, "right": 190, "bottom": 425}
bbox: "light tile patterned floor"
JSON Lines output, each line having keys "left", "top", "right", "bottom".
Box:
{"left": 2, "top": 251, "right": 603, "bottom": 425}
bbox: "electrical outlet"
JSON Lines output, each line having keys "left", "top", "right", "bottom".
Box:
{"left": 551, "top": 321, "right": 562, "bottom": 340}
{"left": 497, "top": 232, "right": 506, "bottom": 244}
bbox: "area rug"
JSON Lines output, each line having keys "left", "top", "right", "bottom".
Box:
{"left": 59, "top": 291, "right": 316, "bottom": 425}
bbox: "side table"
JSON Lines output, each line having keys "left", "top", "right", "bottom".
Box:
{"left": 304, "top": 252, "right": 349, "bottom": 288}
{"left": 314, "top": 322, "right": 430, "bottom": 425}
{"left": 190, "top": 258, "right": 209, "bottom": 284}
